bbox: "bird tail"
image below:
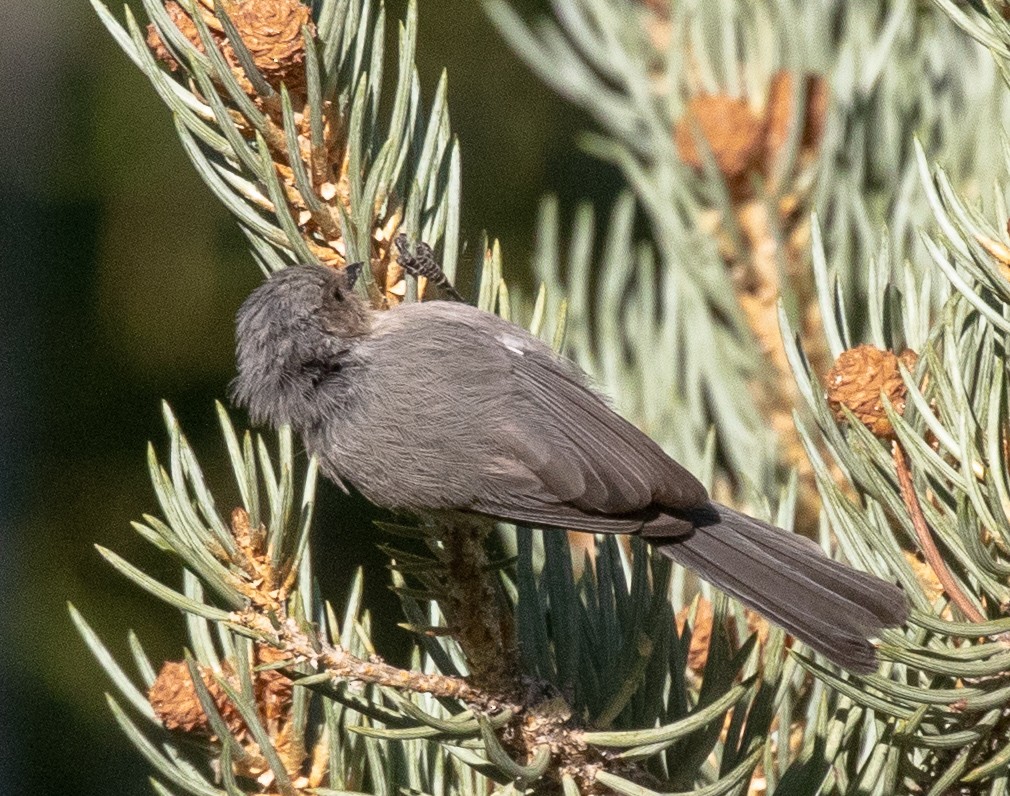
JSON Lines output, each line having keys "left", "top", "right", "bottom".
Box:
{"left": 651, "top": 502, "right": 907, "bottom": 673}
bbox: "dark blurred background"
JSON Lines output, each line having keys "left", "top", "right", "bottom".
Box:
{"left": 1, "top": 0, "right": 622, "bottom": 793}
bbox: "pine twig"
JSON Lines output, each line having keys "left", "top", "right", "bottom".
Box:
{"left": 430, "top": 515, "right": 521, "bottom": 696}
{"left": 892, "top": 441, "right": 985, "bottom": 623}
{"left": 237, "top": 518, "right": 627, "bottom": 794}
{"left": 227, "top": 505, "right": 515, "bottom": 709}
{"left": 240, "top": 610, "right": 505, "bottom": 708}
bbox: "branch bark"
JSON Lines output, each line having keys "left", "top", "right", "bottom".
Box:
{"left": 893, "top": 441, "right": 985, "bottom": 623}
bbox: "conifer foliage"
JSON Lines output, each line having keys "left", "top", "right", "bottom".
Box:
{"left": 78, "top": 0, "right": 1010, "bottom": 793}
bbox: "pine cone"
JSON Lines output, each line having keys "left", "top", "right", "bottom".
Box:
{"left": 903, "top": 550, "right": 944, "bottom": 605}
{"left": 675, "top": 598, "right": 713, "bottom": 673}
{"left": 146, "top": 0, "right": 314, "bottom": 94}
{"left": 826, "top": 344, "right": 919, "bottom": 439}
{"left": 223, "top": 0, "right": 314, "bottom": 92}
{"left": 146, "top": 2, "right": 220, "bottom": 72}
{"left": 638, "top": 0, "right": 671, "bottom": 18}
{"left": 254, "top": 646, "right": 294, "bottom": 723}
{"left": 674, "top": 94, "right": 765, "bottom": 197}
{"left": 675, "top": 598, "right": 778, "bottom": 674}
{"left": 764, "top": 70, "right": 828, "bottom": 165}
{"left": 148, "top": 659, "right": 241, "bottom": 735}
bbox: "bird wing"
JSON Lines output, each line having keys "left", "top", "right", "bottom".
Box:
{"left": 363, "top": 303, "right": 707, "bottom": 533}
{"left": 466, "top": 324, "right": 708, "bottom": 533}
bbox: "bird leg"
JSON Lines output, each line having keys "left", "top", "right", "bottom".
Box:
{"left": 395, "top": 233, "right": 465, "bottom": 301}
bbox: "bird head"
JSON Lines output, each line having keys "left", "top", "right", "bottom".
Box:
{"left": 231, "top": 263, "right": 370, "bottom": 428}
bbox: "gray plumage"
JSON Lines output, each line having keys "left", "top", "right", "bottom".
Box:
{"left": 232, "top": 263, "right": 907, "bottom": 673}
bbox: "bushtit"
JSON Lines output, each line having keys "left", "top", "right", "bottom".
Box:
{"left": 232, "top": 259, "right": 906, "bottom": 673}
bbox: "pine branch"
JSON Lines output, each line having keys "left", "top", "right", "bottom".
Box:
{"left": 76, "top": 401, "right": 780, "bottom": 795}
{"left": 893, "top": 441, "right": 985, "bottom": 625}
{"left": 495, "top": 0, "right": 1010, "bottom": 792}
{"left": 84, "top": 0, "right": 1010, "bottom": 793}
{"left": 778, "top": 133, "right": 1010, "bottom": 791}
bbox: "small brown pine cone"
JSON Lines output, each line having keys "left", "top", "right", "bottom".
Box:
{"left": 638, "top": 0, "right": 670, "bottom": 18}
{"left": 223, "top": 0, "right": 314, "bottom": 93}
{"left": 764, "top": 70, "right": 829, "bottom": 166}
{"left": 254, "top": 646, "right": 294, "bottom": 723}
{"left": 148, "top": 660, "right": 209, "bottom": 733}
{"left": 745, "top": 608, "right": 771, "bottom": 648}
{"left": 149, "top": 659, "right": 243, "bottom": 734}
{"left": 826, "top": 344, "right": 919, "bottom": 439}
{"left": 675, "top": 597, "right": 714, "bottom": 673}
{"left": 675, "top": 599, "right": 778, "bottom": 673}
{"left": 674, "top": 94, "right": 765, "bottom": 197}
{"left": 146, "top": 2, "right": 219, "bottom": 72}
{"left": 903, "top": 550, "right": 944, "bottom": 605}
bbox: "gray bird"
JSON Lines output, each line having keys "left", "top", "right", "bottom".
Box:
{"left": 232, "top": 262, "right": 907, "bottom": 673}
